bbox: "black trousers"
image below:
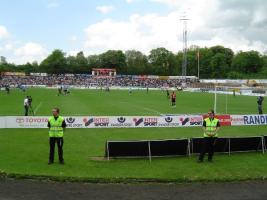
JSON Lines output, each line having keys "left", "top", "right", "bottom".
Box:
{"left": 171, "top": 99, "right": 176, "bottom": 106}
{"left": 49, "top": 137, "right": 64, "bottom": 162}
{"left": 24, "top": 105, "right": 28, "bottom": 116}
{"left": 258, "top": 105, "right": 263, "bottom": 114}
{"left": 198, "top": 137, "right": 217, "bottom": 161}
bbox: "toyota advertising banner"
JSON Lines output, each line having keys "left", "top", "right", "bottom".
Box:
{"left": 0, "top": 117, "right": 6, "bottom": 128}
{"left": 1, "top": 114, "right": 267, "bottom": 128}
{"left": 5, "top": 116, "right": 49, "bottom": 128}
{"left": 0, "top": 115, "right": 203, "bottom": 129}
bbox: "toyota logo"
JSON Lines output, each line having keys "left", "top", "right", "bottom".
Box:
{"left": 16, "top": 118, "right": 25, "bottom": 123}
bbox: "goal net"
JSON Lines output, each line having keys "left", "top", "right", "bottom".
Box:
{"left": 214, "top": 86, "right": 267, "bottom": 114}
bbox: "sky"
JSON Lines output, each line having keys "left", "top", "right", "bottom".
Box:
{"left": 0, "top": 0, "right": 267, "bottom": 64}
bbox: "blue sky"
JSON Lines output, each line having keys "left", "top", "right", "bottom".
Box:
{"left": 0, "top": 0, "right": 168, "bottom": 48}
{"left": 0, "top": 0, "right": 267, "bottom": 64}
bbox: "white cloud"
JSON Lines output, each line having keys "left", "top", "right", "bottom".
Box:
{"left": 96, "top": 5, "right": 115, "bottom": 14}
{"left": 0, "top": 26, "right": 47, "bottom": 64}
{"left": 0, "top": 25, "right": 10, "bottom": 40}
{"left": 47, "top": 2, "right": 59, "bottom": 8}
{"left": 0, "top": 24, "right": 49, "bottom": 64}
{"left": 70, "top": 35, "right": 78, "bottom": 42}
{"left": 150, "top": 0, "right": 185, "bottom": 6}
{"left": 4, "top": 43, "right": 13, "bottom": 51}
{"left": 0, "top": 43, "right": 14, "bottom": 51}
{"left": 83, "top": 0, "right": 267, "bottom": 55}
{"left": 126, "top": 0, "right": 136, "bottom": 3}
{"left": 68, "top": 50, "right": 79, "bottom": 56}
{"left": 14, "top": 42, "right": 47, "bottom": 64}
{"left": 84, "top": 13, "right": 181, "bottom": 54}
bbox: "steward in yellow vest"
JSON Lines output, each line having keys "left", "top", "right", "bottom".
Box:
{"left": 198, "top": 109, "right": 220, "bottom": 163}
{"left": 47, "top": 108, "right": 66, "bottom": 165}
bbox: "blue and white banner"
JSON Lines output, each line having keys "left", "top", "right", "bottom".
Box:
{"left": 0, "top": 115, "right": 203, "bottom": 129}
{"left": 231, "top": 115, "right": 267, "bottom": 126}
{"left": 1, "top": 114, "right": 267, "bottom": 128}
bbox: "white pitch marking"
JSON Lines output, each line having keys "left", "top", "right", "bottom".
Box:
{"left": 34, "top": 102, "right": 43, "bottom": 114}
{"left": 119, "top": 101, "right": 163, "bottom": 115}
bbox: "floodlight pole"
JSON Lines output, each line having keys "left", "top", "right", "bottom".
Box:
{"left": 225, "top": 91, "right": 228, "bottom": 114}
{"left": 180, "top": 17, "right": 190, "bottom": 78}
{"left": 214, "top": 86, "right": 217, "bottom": 113}
{"left": 197, "top": 49, "right": 200, "bottom": 79}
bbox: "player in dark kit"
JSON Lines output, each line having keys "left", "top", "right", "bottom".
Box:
{"left": 166, "top": 90, "right": 170, "bottom": 99}
{"left": 57, "top": 86, "right": 62, "bottom": 96}
{"left": 171, "top": 91, "right": 176, "bottom": 107}
{"left": 5, "top": 85, "right": 10, "bottom": 94}
{"left": 257, "top": 96, "right": 264, "bottom": 114}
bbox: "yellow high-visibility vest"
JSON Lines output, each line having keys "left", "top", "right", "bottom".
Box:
{"left": 203, "top": 117, "right": 219, "bottom": 137}
{"left": 48, "top": 116, "right": 64, "bottom": 137}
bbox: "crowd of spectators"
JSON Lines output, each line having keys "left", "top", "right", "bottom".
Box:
{"left": 0, "top": 74, "right": 197, "bottom": 88}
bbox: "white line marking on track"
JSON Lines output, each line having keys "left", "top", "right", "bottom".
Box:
{"left": 34, "top": 102, "right": 43, "bottom": 114}
{"left": 119, "top": 101, "right": 163, "bottom": 115}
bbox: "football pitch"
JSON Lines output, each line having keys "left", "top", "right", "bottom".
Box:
{"left": 0, "top": 88, "right": 267, "bottom": 182}
{"left": 0, "top": 88, "right": 262, "bottom": 116}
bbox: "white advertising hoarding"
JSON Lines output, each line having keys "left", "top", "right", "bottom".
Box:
{"left": 1, "top": 114, "right": 266, "bottom": 128}
{"left": 0, "top": 115, "right": 203, "bottom": 129}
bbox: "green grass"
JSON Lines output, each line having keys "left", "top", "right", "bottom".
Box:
{"left": 0, "top": 88, "right": 261, "bottom": 116}
{"left": 0, "top": 88, "right": 267, "bottom": 183}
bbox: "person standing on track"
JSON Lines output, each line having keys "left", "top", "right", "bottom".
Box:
{"left": 47, "top": 108, "right": 66, "bottom": 165}
{"left": 257, "top": 96, "right": 264, "bottom": 114}
{"left": 198, "top": 109, "right": 220, "bottom": 163}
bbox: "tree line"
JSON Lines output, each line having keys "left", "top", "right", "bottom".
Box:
{"left": 1, "top": 45, "right": 267, "bottom": 78}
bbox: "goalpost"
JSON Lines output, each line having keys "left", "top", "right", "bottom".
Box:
{"left": 213, "top": 86, "right": 267, "bottom": 114}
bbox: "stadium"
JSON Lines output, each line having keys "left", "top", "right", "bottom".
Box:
{"left": 1, "top": 0, "right": 267, "bottom": 199}
{"left": 1, "top": 72, "right": 267, "bottom": 197}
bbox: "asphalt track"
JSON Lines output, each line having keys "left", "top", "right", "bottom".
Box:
{"left": 0, "top": 179, "right": 267, "bottom": 200}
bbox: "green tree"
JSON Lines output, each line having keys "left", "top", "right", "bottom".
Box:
{"left": 125, "top": 50, "right": 148, "bottom": 75}
{"left": 210, "top": 46, "right": 234, "bottom": 66}
{"left": 99, "top": 50, "right": 126, "bottom": 74}
{"left": 193, "top": 46, "right": 234, "bottom": 78}
{"left": 66, "top": 55, "right": 77, "bottom": 73}
{"left": 232, "top": 51, "right": 262, "bottom": 73}
{"left": 0, "top": 63, "right": 16, "bottom": 72}
{"left": 185, "top": 48, "right": 199, "bottom": 77}
{"left": 16, "top": 62, "right": 39, "bottom": 73}
{"left": 175, "top": 52, "right": 183, "bottom": 76}
{"left": 148, "top": 48, "right": 177, "bottom": 75}
{"left": 196, "top": 47, "right": 213, "bottom": 78}
{"left": 76, "top": 51, "right": 89, "bottom": 73}
{"left": 209, "top": 53, "right": 229, "bottom": 78}
{"left": 88, "top": 55, "right": 101, "bottom": 69}
{"left": 227, "top": 71, "right": 244, "bottom": 79}
{"left": 40, "top": 49, "right": 67, "bottom": 74}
